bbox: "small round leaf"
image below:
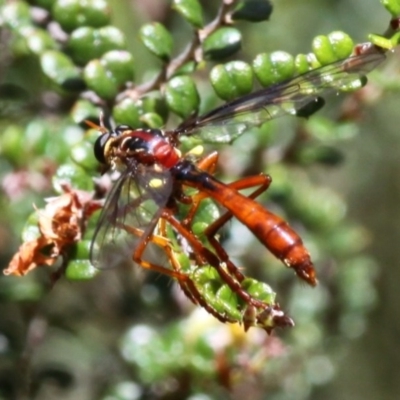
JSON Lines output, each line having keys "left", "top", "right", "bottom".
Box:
{"left": 253, "top": 51, "right": 295, "bottom": 87}
{"left": 139, "top": 23, "right": 173, "bottom": 61}
{"left": 97, "top": 26, "right": 126, "bottom": 53}
{"left": 232, "top": 0, "right": 273, "bottom": 22}
{"left": 40, "top": 50, "right": 81, "bottom": 87}
{"left": 71, "top": 99, "right": 101, "bottom": 125}
{"left": 140, "top": 112, "right": 164, "bottom": 128}
{"left": 66, "top": 259, "right": 98, "bottom": 280}
{"left": 20, "top": 27, "right": 56, "bottom": 54}
{"left": 203, "top": 27, "right": 242, "bottom": 60}
{"left": 241, "top": 278, "right": 276, "bottom": 304}
{"left": 1, "top": 2, "right": 31, "bottom": 29}
{"left": 368, "top": 33, "right": 398, "bottom": 50}
{"left": 22, "top": 212, "right": 40, "bottom": 242}
{"left": 52, "top": 163, "right": 94, "bottom": 193}
{"left": 136, "top": 94, "right": 169, "bottom": 121}
{"left": 172, "top": 0, "right": 204, "bottom": 28}
{"left": 68, "top": 27, "right": 98, "bottom": 65}
{"left": 165, "top": 76, "right": 199, "bottom": 119}
{"left": 83, "top": 59, "right": 118, "bottom": 99}
{"left": 69, "top": 240, "right": 91, "bottom": 260}
{"left": 312, "top": 32, "right": 354, "bottom": 65}
{"left": 215, "top": 285, "right": 242, "bottom": 319}
{"left": 326, "top": 31, "right": 354, "bottom": 59}
{"left": 112, "top": 98, "right": 141, "bottom": 127}
{"left": 52, "top": 0, "right": 110, "bottom": 32}
{"left": 210, "top": 61, "right": 253, "bottom": 101}
{"left": 294, "top": 53, "right": 311, "bottom": 75}
{"left": 381, "top": 0, "right": 400, "bottom": 17}
{"left": 101, "top": 50, "right": 134, "bottom": 86}
{"left": 70, "top": 139, "right": 98, "bottom": 171}
{"left": 0, "top": 125, "right": 25, "bottom": 165}
{"left": 295, "top": 144, "right": 344, "bottom": 166}
{"left": 68, "top": 26, "right": 126, "bottom": 65}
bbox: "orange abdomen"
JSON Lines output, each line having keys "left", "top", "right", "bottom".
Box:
{"left": 199, "top": 176, "right": 317, "bottom": 286}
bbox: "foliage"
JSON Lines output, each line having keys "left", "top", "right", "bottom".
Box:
{"left": 0, "top": 0, "right": 399, "bottom": 399}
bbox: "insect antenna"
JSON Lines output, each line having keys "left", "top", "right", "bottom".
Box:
{"left": 84, "top": 112, "right": 108, "bottom": 133}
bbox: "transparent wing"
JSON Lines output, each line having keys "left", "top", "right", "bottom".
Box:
{"left": 176, "top": 52, "right": 385, "bottom": 143}
{"left": 90, "top": 162, "right": 174, "bottom": 270}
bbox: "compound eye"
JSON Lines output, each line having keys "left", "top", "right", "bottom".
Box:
{"left": 114, "top": 125, "right": 131, "bottom": 135}
{"left": 93, "top": 133, "right": 111, "bottom": 164}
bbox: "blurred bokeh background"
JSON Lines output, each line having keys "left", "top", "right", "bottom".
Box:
{"left": 0, "top": 0, "right": 399, "bottom": 399}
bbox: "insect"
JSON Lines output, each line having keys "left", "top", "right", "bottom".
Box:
{"left": 90, "top": 47, "right": 385, "bottom": 323}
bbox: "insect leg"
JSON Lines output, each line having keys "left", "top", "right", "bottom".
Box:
{"left": 162, "top": 208, "right": 270, "bottom": 310}
{"left": 118, "top": 219, "right": 237, "bottom": 324}
{"left": 162, "top": 210, "right": 294, "bottom": 331}
{"left": 157, "top": 218, "right": 238, "bottom": 324}
{"left": 118, "top": 221, "right": 189, "bottom": 281}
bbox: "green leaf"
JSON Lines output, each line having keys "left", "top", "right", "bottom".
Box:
{"left": 96, "top": 26, "right": 127, "bottom": 54}
{"left": 381, "top": 0, "right": 400, "bottom": 16}
{"left": 69, "top": 240, "right": 91, "bottom": 260}
{"left": 19, "top": 27, "right": 56, "bottom": 54}
{"left": 209, "top": 285, "right": 242, "bottom": 320}
{"left": 165, "top": 76, "right": 200, "bottom": 119}
{"left": 22, "top": 212, "right": 40, "bottom": 242}
{"left": 173, "top": 60, "right": 197, "bottom": 76}
{"left": 71, "top": 99, "right": 102, "bottom": 125}
{"left": 139, "top": 23, "right": 173, "bottom": 61}
{"left": 40, "top": 50, "right": 82, "bottom": 88}
{"left": 210, "top": 61, "right": 254, "bottom": 101}
{"left": 215, "top": 284, "right": 240, "bottom": 317}
{"left": 68, "top": 26, "right": 126, "bottom": 65}
{"left": 70, "top": 139, "right": 98, "bottom": 171}
{"left": 136, "top": 94, "right": 169, "bottom": 121}
{"left": 83, "top": 59, "right": 118, "bottom": 99}
{"left": 369, "top": 32, "right": 400, "bottom": 49}
{"left": 172, "top": 0, "right": 204, "bottom": 28}
{"left": 112, "top": 98, "right": 141, "bottom": 127}
{"left": 312, "top": 31, "right": 354, "bottom": 65}
{"left": 140, "top": 112, "right": 164, "bottom": 128}
{"left": 68, "top": 27, "right": 98, "bottom": 65}
{"left": 241, "top": 278, "right": 276, "bottom": 304}
{"left": 1, "top": 1, "right": 31, "bottom": 29}
{"left": 175, "top": 252, "right": 192, "bottom": 273}
{"left": 193, "top": 266, "right": 220, "bottom": 285}
{"left": 253, "top": 51, "right": 295, "bottom": 87}
{"left": 0, "top": 124, "right": 25, "bottom": 165}
{"left": 52, "top": 163, "right": 94, "bottom": 193}
{"left": 192, "top": 198, "right": 220, "bottom": 226}
{"left": 294, "top": 53, "right": 311, "bottom": 74}
{"left": 191, "top": 221, "right": 209, "bottom": 237}
{"left": 101, "top": 50, "right": 135, "bottom": 86}
{"left": 115, "top": 94, "right": 169, "bottom": 128}
{"left": 0, "top": 279, "right": 44, "bottom": 302}
{"left": 232, "top": 0, "right": 273, "bottom": 22}
{"left": 203, "top": 27, "right": 242, "bottom": 60}
{"left": 66, "top": 259, "right": 98, "bottom": 280}
{"left": 24, "top": 120, "right": 51, "bottom": 155}
{"left": 295, "top": 144, "right": 344, "bottom": 166}
{"left": 52, "top": 0, "right": 110, "bottom": 32}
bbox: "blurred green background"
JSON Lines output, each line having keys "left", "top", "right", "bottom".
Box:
{"left": 0, "top": 0, "right": 399, "bottom": 399}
